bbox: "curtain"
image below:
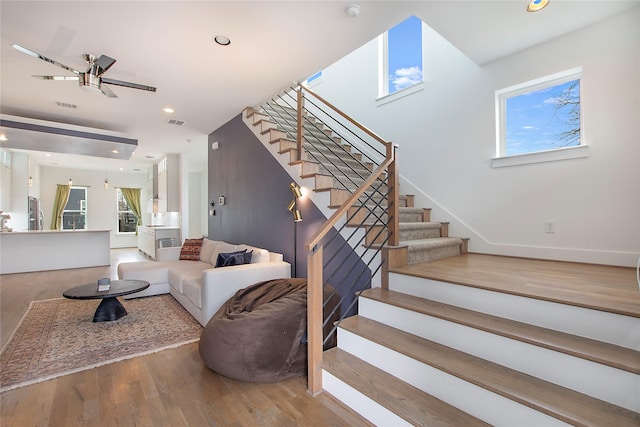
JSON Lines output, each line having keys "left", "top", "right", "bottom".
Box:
{"left": 120, "top": 188, "right": 142, "bottom": 234}
{"left": 50, "top": 184, "right": 71, "bottom": 230}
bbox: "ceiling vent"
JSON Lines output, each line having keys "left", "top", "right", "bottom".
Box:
{"left": 56, "top": 101, "right": 77, "bottom": 109}
{"left": 167, "top": 119, "right": 185, "bottom": 126}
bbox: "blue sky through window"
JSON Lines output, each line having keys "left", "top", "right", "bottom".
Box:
{"left": 387, "top": 16, "right": 423, "bottom": 94}
{"left": 505, "top": 79, "right": 580, "bottom": 155}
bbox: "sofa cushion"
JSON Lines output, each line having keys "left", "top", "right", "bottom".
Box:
{"left": 236, "top": 244, "right": 270, "bottom": 263}
{"left": 199, "top": 239, "right": 218, "bottom": 263}
{"left": 167, "top": 260, "right": 210, "bottom": 292}
{"left": 210, "top": 241, "right": 238, "bottom": 265}
{"left": 118, "top": 261, "right": 171, "bottom": 285}
{"left": 215, "top": 250, "right": 252, "bottom": 268}
{"left": 179, "top": 238, "right": 204, "bottom": 261}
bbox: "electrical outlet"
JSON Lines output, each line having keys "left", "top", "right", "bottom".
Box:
{"left": 545, "top": 220, "right": 556, "bottom": 233}
{"left": 218, "top": 196, "right": 225, "bottom": 205}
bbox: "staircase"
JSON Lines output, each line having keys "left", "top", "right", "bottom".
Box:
{"left": 242, "top": 90, "right": 640, "bottom": 426}
{"left": 244, "top": 101, "right": 467, "bottom": 266}
{"left": 325, "top": 278, "right": 640, "bottom": 426}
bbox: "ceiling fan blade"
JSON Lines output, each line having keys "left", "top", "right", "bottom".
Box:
{"left": 100, "top": 84, "right": 118, "bottom": 98}
{"left": 12, "top": 44, "right": 80, "bottom": 75}
{"left": 95, "top": 54, "right": 116, "bottom": 75}
{"left": 33, "top": 75, "right": 79, "bottom": 81}
{"left": 101, "top": 77, "right": 156, "bottom": 93}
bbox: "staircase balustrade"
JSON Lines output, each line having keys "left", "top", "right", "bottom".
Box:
{"left": 254, "top": 83, "right": 398, "bottom": 395}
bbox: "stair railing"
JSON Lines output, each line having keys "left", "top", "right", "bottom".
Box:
{"left": 254, "top": 83, "right": 398, "bottom": 396}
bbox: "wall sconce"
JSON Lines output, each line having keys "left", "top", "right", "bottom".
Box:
{"left": 287, "top": 182, "right": 304, "bottom": 276}
{"left": 68, "top": 178, "right": 73, "bottom": 187}
{"left": 104, "top": 179, "right": 109, "bottom": 190}
{"left": 28, "top": 176, "right": 33, "bottom": 187}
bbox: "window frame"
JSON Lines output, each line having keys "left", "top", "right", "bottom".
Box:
{"left": 493, "top": 67, "right": 588, "bottom": 167}
{"left": 116, "top": 188, "right": 137, "bottom": 234}
{"left": 377, "top": 16, "right": 424, "bottom": 103}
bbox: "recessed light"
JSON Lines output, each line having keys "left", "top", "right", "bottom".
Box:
{"left": 119, "top": 167, "right": 124, "bottom": 171}
{"left": 0, "top": 134, "right": 7, "bottom": 142}
{"left": 112, "top": 149, "right": 119, "bottom": 154}
{"left": 214, "top": 35, "right": 231, "bottom": 46}
{"left": 163, "top": 107, "right": 174, "bottom": 113}
{"left": 526, "top": 0, "right": 549, "bottom": 12}
{"left": 45, "top": 153, "right": 52, "bottom": 157}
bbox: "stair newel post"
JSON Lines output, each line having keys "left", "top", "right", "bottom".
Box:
{"left": 306, "top": 244, "right": 324, "bottom": 396}
{"left": 296, "top": 86, "right": 304, "bottom": 162}
{"left": 388, "top": 143, "right": 400, "bottom": 247}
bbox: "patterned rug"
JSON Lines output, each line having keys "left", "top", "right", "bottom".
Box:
{"left": 0, "top": 294, "right": 203, "bottom": 392}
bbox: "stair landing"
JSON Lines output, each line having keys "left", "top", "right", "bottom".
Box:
{"left": 389, "top": 253, "right": 640, "bottom": 318}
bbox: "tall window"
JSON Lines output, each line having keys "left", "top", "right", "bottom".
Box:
{"left": 380, "top": 15, "right": 423, "bottom": 97}
{"left": 496, "top": 68, "right": 582, "bottom": 157}
{"left": 117, "top": 188, "right": 137, "bottom": 233}
{"left": 62, "top": 187, "right": 87, "bottom": 230}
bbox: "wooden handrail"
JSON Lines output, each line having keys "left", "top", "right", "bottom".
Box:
{"left": 300, "top": 84, "right": 389, "bottom": 151}
{"left": 304, "top": 156, "right": 394, "bottom": 251}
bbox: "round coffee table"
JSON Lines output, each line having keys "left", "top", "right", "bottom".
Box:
{"left": 63, "top": 279, "right": 150, "bottom": 322}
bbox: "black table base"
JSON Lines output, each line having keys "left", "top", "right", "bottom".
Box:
{"left": 93, "top": 297, "right": 128, "bottom": 322}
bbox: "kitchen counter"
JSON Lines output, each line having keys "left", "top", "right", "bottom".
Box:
{"left": 0, "top": 229, "right": 110, "bottom": 274}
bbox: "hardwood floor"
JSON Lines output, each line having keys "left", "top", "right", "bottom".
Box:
{"left": 390, "top": 253, "right": 640, "bottom": 317}
{"left": 0, "top": 249, "right": 371, "bottom": 427}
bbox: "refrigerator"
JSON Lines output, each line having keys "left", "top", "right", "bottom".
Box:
{"left": 28, "top": 196, "right": 44, "bottom": 230}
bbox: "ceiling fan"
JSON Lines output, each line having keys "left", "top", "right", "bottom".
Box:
{"left": 11, "top": 44, "right": 157, "bottom": 98}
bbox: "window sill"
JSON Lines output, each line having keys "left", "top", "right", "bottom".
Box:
{"left": 376, "top": 82, "right": 424, "bottom": 106}
{"left": 491, "top": 145, "right": 590, "bottom": 168}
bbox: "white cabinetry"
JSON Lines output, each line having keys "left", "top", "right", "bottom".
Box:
{"left": 137, "top": 226, "right": 180, "bottom": 260}
{"left": 157, "top": 154, "right": 180, "bottom": 212}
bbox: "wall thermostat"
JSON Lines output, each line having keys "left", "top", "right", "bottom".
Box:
{"left": 218, "top": 196, "right": 225, "bottom": 205}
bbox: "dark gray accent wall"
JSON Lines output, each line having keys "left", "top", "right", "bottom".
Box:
{"left": 207, "top": 114, "right": 370, "bottom": 315}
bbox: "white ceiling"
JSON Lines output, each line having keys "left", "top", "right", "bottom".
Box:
{"left": 1, "top": 1, "right": 637, "bottom": 174}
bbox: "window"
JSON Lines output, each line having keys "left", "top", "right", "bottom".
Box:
{"left": 304, "top": 70, "right": 323, "bottom": 85}
{"left": 379, "top": 15, "right": 423, "bottom": 98}
{"left": 62, "top": 187, "right": 87, "bottom": 230}
{"left": 496, "top": 68, "right": 584, "bottom": 161}
{"left": 117, "top": 188, "right": 137, "bottom": 233}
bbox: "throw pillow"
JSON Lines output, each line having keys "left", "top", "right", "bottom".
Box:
{"left": 179, "top": 238, "right": 204, "bottom": 261}
{"left": 215, "top": 250, "right": 253, "bottom": 268}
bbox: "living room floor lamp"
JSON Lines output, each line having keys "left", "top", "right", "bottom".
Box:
{"left": 288, "top": 182, "right": 303, "bottom": 277}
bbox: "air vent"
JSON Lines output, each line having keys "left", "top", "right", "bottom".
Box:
{"left": 56, "top": 101, "right": 77, "bottom": 109}
{"left": 167, "top": 119, "right": 185, "bottom": 126}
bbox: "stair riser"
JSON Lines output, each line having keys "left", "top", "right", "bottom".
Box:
{"left": 336, "top": 329, "right": 570, "bottom": 427}
{"left": 389, "top": 274, "right": 640, "bottom": 351}
{"left": 359, "top": 297, "right": 639, "bottom": 411}
{"left": 322, "top": 371, "right": 413, "bottom": 427}
{"left": 406, "top": 243, "right": 461, "bottom": 264}
{"left": 399, "top": 212, "right": 424, "bottom": 222}
{"left": 400, "top": 228, "right": 441, "bottom": 240}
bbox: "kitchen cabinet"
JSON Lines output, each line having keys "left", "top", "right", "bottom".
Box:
{"left": 137, "top": 226, "right": 180, "bottom": 260}
{"left": 157, "top": 154, "right": 180, "bottom": 212}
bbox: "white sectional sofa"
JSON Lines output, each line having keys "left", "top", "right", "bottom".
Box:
{"left": 117, "top": 238, "right": 291, "bottom": 326}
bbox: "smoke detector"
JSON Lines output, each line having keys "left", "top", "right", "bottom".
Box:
{"left": 345, "top": 4, "right": 360, "bottom": 18}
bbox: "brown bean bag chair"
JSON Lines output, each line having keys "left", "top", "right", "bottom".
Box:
{"left": 199, "top": 278, "right": 340, "bottom": 383}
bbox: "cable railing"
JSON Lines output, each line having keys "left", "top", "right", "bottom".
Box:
{"left": 255, "top": 83, "right": 398, "bottom": 396}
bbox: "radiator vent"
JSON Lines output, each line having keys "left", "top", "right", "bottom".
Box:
{"left": 167, "top": 119, "right": 185, "bottom": 126}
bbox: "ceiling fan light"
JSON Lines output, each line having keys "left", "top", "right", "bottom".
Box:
{"left": 78, "top": 73, "right": 101, "bottom": 93}
{"left": 527, "top": 0, "right": 549, "bottom": 12}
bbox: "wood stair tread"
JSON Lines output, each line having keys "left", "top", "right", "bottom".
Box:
{"left": 323, "top": 347, "right": 490, "bottom": 427}
{"left": 338, "top": 315, "right": 640, "bottom": 427}
{"left": 400, "top": 237, "right": 462, "bottom": 249}
{"left": 360, "top": 288, "right": 640, "bottom": 374}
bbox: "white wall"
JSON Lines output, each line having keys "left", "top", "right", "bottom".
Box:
{"left": 312, "top": 8, "right": 639, "bottom": 266}
{"left": 40, "top": 166, "right": 150, "bottom": 248}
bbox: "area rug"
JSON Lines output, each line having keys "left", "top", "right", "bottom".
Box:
{"left": 0, "top": 294, "right": 203, "bottom": 392}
